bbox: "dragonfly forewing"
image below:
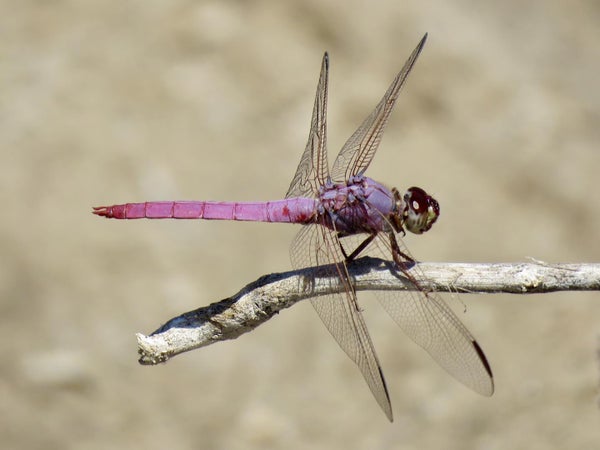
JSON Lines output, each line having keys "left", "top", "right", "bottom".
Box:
{"left": 361, "top": 233, "right": 494, "bottom": 396}
{"left": 330, "top": 34, "right": 427, "bottom": 183}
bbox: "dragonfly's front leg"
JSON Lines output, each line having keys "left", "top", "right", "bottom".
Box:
{"left": 387, "top": 231, "right": 415, "bottom": 266}
{"left": 387, "top": 231, "right": 430, "bottom": 294}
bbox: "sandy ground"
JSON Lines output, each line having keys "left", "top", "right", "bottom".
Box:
{"left": 2, "top": 1, "right": 599, "bottom": 449}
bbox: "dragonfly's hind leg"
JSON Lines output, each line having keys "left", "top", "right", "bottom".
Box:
{"left": 340, "top": 233, "right": 377, "bottom": 262}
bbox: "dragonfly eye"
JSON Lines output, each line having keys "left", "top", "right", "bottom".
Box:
{"left": 403, "top": 187, "right": 440, "bottom": 234}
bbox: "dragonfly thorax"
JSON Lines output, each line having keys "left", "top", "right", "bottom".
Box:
{"left": 317, "top": 176, "right": 397, "bottom": 235}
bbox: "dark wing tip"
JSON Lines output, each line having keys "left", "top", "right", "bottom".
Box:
{"left": 472, "top": 339, "right": 495, "bottom": 395}
{"left": 417, "top": 33, "right": 428, "bottom": 53}
{"left": 378, "top": 365, "right": 394, "bottom": 422}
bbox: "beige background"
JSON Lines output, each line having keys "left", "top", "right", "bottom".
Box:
{"left": 2, "top": 1, "right": 599, "bottom": 449}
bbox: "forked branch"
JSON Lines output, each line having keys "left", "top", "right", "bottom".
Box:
{"left": 137, "top": 258, "right": 600, "bottom": 365}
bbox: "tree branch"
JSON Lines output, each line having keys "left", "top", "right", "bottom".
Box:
{"left": 137, "top": 257, "right": 600, "bottom": 365}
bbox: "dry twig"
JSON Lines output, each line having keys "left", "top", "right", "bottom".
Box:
{"left": 137, "top": 257, "right": 600, "bottom": 365}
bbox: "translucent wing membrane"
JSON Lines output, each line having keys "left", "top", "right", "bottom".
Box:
{"left": 286, "top": 53, "right": 330, "bottom": 199}
{"left": 340, "top": 232, "right": 494, "bottom": 396}
{"left": 330, "top": 34, "right": 427, "bottom": 183}
{"left": 290, "top": 225, "right": 393, "bottom": 421}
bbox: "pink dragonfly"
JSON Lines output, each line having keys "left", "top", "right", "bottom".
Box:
{"left": 94, "top": 34, "right": 493, "bottom": 421}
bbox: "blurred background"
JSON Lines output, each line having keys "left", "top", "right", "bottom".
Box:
{"left": 2, "top": 1, "right": 599, "bottom": 449}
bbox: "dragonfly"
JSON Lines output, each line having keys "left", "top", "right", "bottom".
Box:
{"left": 94, "top": 34, "right": 493, "bottom": 421}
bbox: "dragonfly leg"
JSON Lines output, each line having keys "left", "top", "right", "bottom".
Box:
{"left": 388, "top": 231, "right": 415, "bottom": 265}
{"left": 387, "top": 231, "right": 432, "bottom": 296}
{"left": 342, "top": 233, "right": 377, "bottom": 262}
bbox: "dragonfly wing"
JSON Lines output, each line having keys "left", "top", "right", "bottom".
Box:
{"left": 346, "top": 232, "right": 494, "bottom": 396}
{"left": 286, "top": 53, "right": 330, "bottom": 199}
{"left": 330, "top": 34, "right": 427, "bottom": 183}
{"left": 290, "top": 224, "right": 393, "bottom": 421}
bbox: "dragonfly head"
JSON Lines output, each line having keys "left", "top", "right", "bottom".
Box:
{"left": 402, "top": 187, "right": 440, "bottom": 234}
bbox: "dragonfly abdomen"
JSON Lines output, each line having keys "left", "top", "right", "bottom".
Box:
{"left": 93, "top": 198, "right": 317, "bottom": 223}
